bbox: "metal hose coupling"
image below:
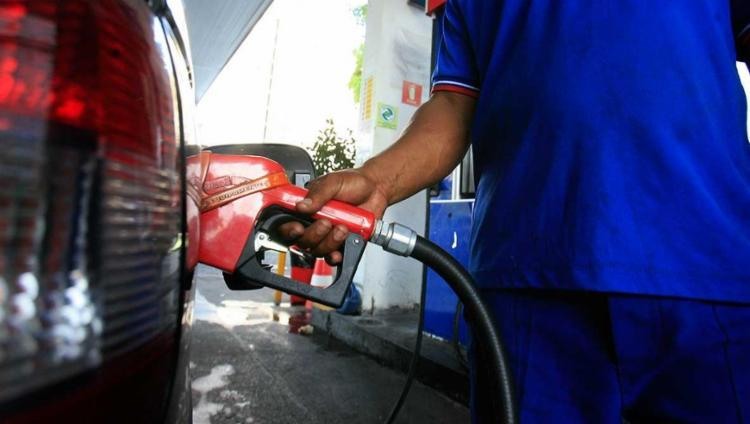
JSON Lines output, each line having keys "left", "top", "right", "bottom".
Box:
{"left": 369, "top": 220, "right": 418, "bottom": 257}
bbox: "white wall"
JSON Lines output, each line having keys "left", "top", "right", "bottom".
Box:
{"left": 355, "top": 0, "right": 433, "bottom": 312}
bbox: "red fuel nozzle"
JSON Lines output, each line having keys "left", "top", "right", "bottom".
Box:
{"left": 188, "top": 152, "right": 374, "bottom": 307}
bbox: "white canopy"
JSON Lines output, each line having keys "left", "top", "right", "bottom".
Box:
{"left": 182, "top": 0, "right": 274, "bottom": 100}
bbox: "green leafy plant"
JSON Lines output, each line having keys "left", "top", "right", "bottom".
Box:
{"left": 352, "top": 4, "right": 367, "bottom": 26}
{"left": 348, "top": 43, "right": 365, "bottom": 104}
{"left": 309, "top": 119, "right": 357, "bottom": 176}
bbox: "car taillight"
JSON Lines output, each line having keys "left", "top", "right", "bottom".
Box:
{"left": 0, "top": 0, "right": 181, "bottom": 404}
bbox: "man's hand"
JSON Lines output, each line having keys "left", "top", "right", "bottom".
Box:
{"left": 278, "top": 168, "right": 388, "bottom": 264}
{"left": 279, "top": 92, "right": 476, "bottom": 264}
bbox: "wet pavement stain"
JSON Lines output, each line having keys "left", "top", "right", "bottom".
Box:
{"left": 193, "top": 364, "right": 235, "bottom": 424}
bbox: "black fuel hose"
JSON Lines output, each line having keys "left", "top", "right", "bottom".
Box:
{"left": 409, "top": 235, "right": 517, "bottom": 424}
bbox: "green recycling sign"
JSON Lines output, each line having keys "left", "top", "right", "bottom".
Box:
{"left": 376, "top": 103, "right": 399, "bottom": 130}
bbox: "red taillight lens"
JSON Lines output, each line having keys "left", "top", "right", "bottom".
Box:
{"left": 0, "top": 0, "right": 181, "bottom": 405}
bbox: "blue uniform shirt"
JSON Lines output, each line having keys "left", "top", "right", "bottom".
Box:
{"left": 433, "top": 0, "right": 750, "bottom": 302}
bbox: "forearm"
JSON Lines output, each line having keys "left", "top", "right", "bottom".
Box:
{"left": 360, "top": 92, "right": 476, "bottom": 205}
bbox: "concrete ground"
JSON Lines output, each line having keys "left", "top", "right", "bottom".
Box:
{"left": 190, "top": 265, "right": 469, "bottom": 424}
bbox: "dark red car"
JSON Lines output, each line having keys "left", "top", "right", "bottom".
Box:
{"left": 0, "top": 0, "right": 201, "bottom": 421}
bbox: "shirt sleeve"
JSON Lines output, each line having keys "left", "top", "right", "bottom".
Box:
{"left": 431, "top": 0, "right": 480, "bottom": 98}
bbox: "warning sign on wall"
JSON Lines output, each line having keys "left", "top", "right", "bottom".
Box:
{"left": 401, "top": 81, "right": 423, "bottom": 107}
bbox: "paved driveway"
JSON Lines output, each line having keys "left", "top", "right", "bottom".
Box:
{"left": 190, "top": 265, "right": 469, "bottom": 424}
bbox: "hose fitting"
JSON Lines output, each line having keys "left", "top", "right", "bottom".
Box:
{"left": 370, "top": 220, "right": 418, "bottom": 257}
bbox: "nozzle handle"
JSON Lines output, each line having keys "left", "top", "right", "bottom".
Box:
{"left": 267, "top": 185, "right": 376, "bottom": 241}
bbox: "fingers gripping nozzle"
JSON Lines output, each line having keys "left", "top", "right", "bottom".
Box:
{"left": 233, "top": 227, "right": 368, "bottom": 308}
{"left": 232, "top": 208, "right": 368, "bottom": 307}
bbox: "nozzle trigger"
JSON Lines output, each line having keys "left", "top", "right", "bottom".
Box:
{"left": 254, "top": 232, "right": 291, "bottom": 255}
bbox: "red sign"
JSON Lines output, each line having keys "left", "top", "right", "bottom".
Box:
{"left": 426, "top": 0, "right": 446, "bottom": 15}
{"left": 401, "top": 81, "right": 423, "bottom": 107}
